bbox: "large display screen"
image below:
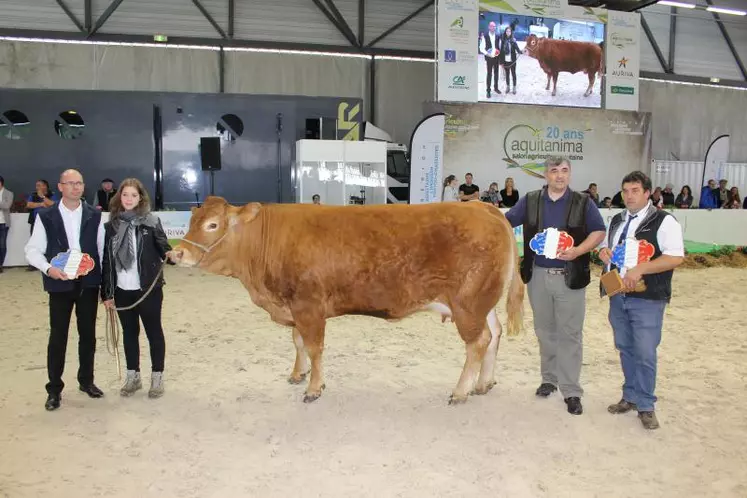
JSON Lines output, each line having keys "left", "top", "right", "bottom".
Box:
{"left": 476, "top": 10, "right": 605, "bottom": 108}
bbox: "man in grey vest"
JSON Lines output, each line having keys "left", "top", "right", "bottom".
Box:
{"left": 25, "top": 169, "right": 106, "bottom": 411}
{"left": 598, "top": 171, "right": 684, "bottom": 430}
{"left": 505, "top": 157, "right": 606, "bottom": 415}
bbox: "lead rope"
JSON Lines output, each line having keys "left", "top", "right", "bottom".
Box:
{"left": 104, "top": 260, "right": 167, "bottom": 380}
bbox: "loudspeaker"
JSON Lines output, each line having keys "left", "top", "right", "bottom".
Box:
{"left": 199, "top": 136, "right": 222, "bottom": 171}
{"left": 304, "top": 117, "right": 338, "bottom": 140}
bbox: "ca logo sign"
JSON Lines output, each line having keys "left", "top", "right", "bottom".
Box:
{"left": 452, "top": 76, "right": 466, "bottom": 86}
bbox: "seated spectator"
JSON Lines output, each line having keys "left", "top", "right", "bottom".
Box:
{"left": 674, "top": 185, "right": 693, "bottom": 209}
{"left": 699, "top": 180, "right": 718, "bottom": 209}
{"left": 600, "top": 196, "right": 612, "bottom": 208}
{"left": 611, "top": 190, "right": 624, "bottom": 208}
{"left": 727, "top": 186, "right": 740, "bottom": 206}
{"left": 499, "top": 177, "right": 519, "bottom": 207}
{"left": 481, "top": 182, "right": 501, "bottom": 206}
{"left": 442, "top": 175, "right": 459, "bottom": 202}
{"left": 582, "top": 182, "right": 600, "bottom": 206}
{"left": 661, "top": 183, "right": 675, "bottom": 206}
{"left": 651, "top": 187, "right": 664, "bottom": 209}
{"left": 459, "top": 173, "right": 480, "bottom": 202}
{"left": 716, "top": 179, "right": 729, "bottom": 208}
{"left": 723, "top": 198, "right": 741, "bottom": 209}
{"left": 311, "top": 194, "right": 321, "bottom": 205}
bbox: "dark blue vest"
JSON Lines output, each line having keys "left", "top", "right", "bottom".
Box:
{"left": 37, "top": 203, "right": 102, "bottom": 293}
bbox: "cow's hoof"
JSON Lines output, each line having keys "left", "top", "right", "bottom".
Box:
{"left": 287, "top": 372, "right": 307, "bottom": 384}
{"left": 303, "top": 383, "right": 325, "bottom": 403}
{"left": 448, "top": 394, "right": 468, "bottom": 405}
{"left": 472, "top": 381, "right": 497, "bottom": 396}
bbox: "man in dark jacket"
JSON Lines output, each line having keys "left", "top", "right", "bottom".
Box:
{"left": 599, "top": 171, "right": 684, "bottom": 430}
{"left": 505, "top": 156, "right": 606, "bottom": 416}
{"left": 24, "top": 169, "right": 106, "bottom": 411}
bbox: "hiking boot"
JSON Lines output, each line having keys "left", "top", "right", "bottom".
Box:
{"left": 148, "top": 372, "right": 164, "bottom": 399}
{"left": 608, "top": 399, "right": 637, "bottom": 414}
{"left": 535, "top": 383, "right": 557, "bottom": 397}
{"left": 120, "top": 370, "right": 142, "bottom": 397}
{"left": 638, "top": 411, "right": 660, "bottom": 430}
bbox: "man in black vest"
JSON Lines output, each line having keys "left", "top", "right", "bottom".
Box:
{"left": 93, "top": 177, "right": 116, "bottom": 212}
{"left": 24, "top": 169, "right": 106, "bottom": 411}
{"left": 505, "top": 157, "right": 606, "bottom": 415}
{"left": 479, "top": 21, "right": 501, "bottom": 98}
{"left": 598, "top": 171, "right": 684, "bottom": 430}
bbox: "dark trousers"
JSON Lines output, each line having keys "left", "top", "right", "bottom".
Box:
{"left": 47, "top": 285, "right": 99, "bottom": 395}
{"left": 0, "top": 223, "right": 8, "bottom": 267}
{"left": 504, "top": 63, "right": 517, "bottom": 88}
{"left": 115, "top": 286, "right": 165, "bottom": 372}
{"left": 486, "top": 57, "right": 500, "bottom": 92}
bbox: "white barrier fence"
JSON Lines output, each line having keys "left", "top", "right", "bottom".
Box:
{"left": 4, "top": 207, "right": 747, "bottom": 268}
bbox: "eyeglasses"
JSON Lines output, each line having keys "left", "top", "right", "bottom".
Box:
{"left": 60, "top": 181, "right": 84, "bottom": 187}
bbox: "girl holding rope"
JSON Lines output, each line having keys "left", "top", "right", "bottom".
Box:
{"left": 499, "top": 26, "right": 521, "bottom": 95}
{"left": 102, "top": 178, "right": 173, "bottom": 398}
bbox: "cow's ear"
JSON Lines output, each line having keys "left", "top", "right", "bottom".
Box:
{"left": 230, "top": 202, "right": 261, "bottom": 228}
{"left": 191, "top": 207, "right": 196, "bottom": 214}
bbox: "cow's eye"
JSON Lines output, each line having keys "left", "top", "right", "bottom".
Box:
{"left": 207, "top": 222, "right": 218, "bottom": 230}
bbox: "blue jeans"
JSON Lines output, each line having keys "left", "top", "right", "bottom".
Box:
{"left": 608, "top": 295, "right": 667, "bottom": 412}
{"left": 0, "top": 224, "right": 8, "bottom": 267}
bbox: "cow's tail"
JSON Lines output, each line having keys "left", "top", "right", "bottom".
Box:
{"left": 598, "top": 41, "right": 605, "bottom": 78}
{"left": 504, "top": 222, "right": 524, "bottom": 337}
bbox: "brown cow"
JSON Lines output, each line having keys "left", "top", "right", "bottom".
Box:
{"left": 523, "top": 34, "right": 604, "bottom": 97}
{"left": 169, "top": 197, "right": 524, "bottom": 405}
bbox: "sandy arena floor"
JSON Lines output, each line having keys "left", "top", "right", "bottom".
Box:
{"left": 1, "top": 266, "right": 746, "bottom": 497}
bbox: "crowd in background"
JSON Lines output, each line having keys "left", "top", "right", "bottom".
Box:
{"left": 442, "top": 173, "right": 746, "bottom": 210}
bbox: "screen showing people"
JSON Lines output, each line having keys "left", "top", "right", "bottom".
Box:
{"left": 477, "top": 12, "right": 605, "bottom": 108}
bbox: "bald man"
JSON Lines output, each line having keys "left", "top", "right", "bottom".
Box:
{"left": 25, "top": 169, "right": 106, "bottom": 411}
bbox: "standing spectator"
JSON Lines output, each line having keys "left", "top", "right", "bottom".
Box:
{"left": 24, "top": 169, "right": 106, "bottom": 411}
{"left": 500, "top": 177, "right": 520, "bottom": 207}
{"left": 26, "top": 179, "right": 58, "bottom": 271}
{"left": 459, "top": 173, "right": 480, "bottom": 202}
{"left": 93, "top": 178, "right": 117, "bottom": 212}
{"left": 674, "top": 185, "right": 693, "bottom": 209}
{"left": 0, "top": 176, "right": 13, "bottom": 273}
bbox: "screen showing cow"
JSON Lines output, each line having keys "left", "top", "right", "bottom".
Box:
{"left": 476, "top": 10, "right": 605, "bottom": 109}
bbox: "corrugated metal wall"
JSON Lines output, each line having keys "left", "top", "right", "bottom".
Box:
{"left": 1, "top": 1, "right": 746, "bottom": 81}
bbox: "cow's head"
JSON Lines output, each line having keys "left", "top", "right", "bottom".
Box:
{"left": 524, "top": 34, "right": 540, "bottom": 57}
{"left": 169, "top": 196, "right": 261, "bottom": 271}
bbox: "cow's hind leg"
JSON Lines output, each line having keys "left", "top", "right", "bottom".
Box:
{"left": 288, "top": 327, "right": 310, "bottom": 384}
{"left": 450, "top": 313, "right": 491, "bottom": 405}
{"left": 474, "top": 309, "right": 503, "bottom": 395}
{"left": 551, "top": 73, "right": 559, "bottom": 96}
{"left": 585, "top": 72, "right": 595, "bottom": 97}
{"left": 545, "top": 72, "right": 551, "bottom": 91}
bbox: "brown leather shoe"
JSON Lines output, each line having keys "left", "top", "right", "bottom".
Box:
{"left": 608, "top": 399, "right": 637, "bottom": 414}
{"left": 638, "top": 411, "right": 660, "bottom": 430}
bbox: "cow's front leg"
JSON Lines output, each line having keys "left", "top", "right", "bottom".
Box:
{"left": 288, "top": 327, "right": 310, "bottom": 384}
{"left": 293, "top": 314, "right": 327, "bottom": 403}
{"left": 584, "top": 73, "right": 595, "bottom": 97}
{"left": 545, "top": 72, "right": 551, "bottom": 91}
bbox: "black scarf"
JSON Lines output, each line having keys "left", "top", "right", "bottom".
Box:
{"left": 111, "top": 210, "right": 158, "bottom": 271}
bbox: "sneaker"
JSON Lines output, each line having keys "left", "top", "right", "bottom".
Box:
{"left": 535, "top": 383, "right": 558, "bottom": 397}
{"left": 149, "top": 372, "right": 164, "bottom": 398}
{"left": 608, "top": 399, "right": 637, "bottom": 414}
{"left": 120, "top": 370, "right": 142, "bottom": 397}
{"left": 565, "top": 397, "right": 583, "bottom": 415}
{"left": 638, "top": 411, "right": 660, "bottom": 430}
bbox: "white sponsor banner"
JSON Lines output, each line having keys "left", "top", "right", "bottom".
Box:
{"left": 409, "top": 114, "right": 446, "bottom": 204}
{"left": 437, "top": 0, "right": 479, "bottom": 103}
{"left": 605, "top": 10, "right": 641, "bottom": 111}
{"left": 158, "top": 211, "right": 193, "bottom": 239}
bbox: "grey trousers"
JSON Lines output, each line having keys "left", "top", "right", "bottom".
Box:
{"left": 527, "top": 266, "right": 586, "bottom": 398}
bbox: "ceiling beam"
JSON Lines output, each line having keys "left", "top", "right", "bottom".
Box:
{"left": 54, "top": 0, "right": 85, "bottom": 33}
{"left": 323, "top": 0, "right": 359, "bottom": 48}
{"left": 90, "top": 0, "right": 126, "bottom": 37}
{"left": 311, "top": 0, "right": 359, "bottom": 47}
{"left": 641, "top": 14, "right": 670, "bottom": 73}
{"left": 703, "top": 0, "right": 747, "bottom": 80}
{"left": 367, "top": 0, "right": 433, "bottom": 48}
{"left": 191, "top": 0, "right": 227, "bottom": 39}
